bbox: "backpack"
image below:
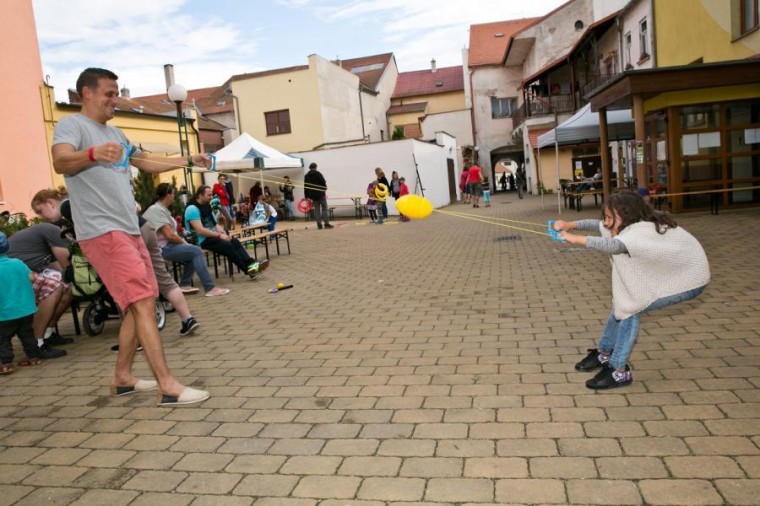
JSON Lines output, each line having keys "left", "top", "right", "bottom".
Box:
{"left": 65, "top": 250, "right": 103, "bottom": 298}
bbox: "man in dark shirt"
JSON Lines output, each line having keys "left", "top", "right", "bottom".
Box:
{"left": 304, "top": 163, "right": 333, "bottom": 229}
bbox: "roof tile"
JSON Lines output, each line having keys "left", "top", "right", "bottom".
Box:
{"left": 469, "top": 18, "right": 538, "bottom": 67}
{"left": 392, "top": 66, "right": 463, "bottom": 99}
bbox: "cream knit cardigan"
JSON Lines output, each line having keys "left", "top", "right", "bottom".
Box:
{"left": 600, "top": 221, "right": 710, "bottom": 320}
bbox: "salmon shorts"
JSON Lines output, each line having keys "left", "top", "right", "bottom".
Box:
{"left": 79, "top": 231, "right": 159, "bottom": 311}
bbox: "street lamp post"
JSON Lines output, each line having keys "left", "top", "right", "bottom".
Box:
{"left": 167, "top": 83, "right": 190, "bottom": 191}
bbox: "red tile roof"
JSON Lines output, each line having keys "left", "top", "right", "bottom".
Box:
{"left": 468, "top": 18, "right": 539, "bottom": 67}
{"left": 388, "top": 102, "right": 428, "bottom": 115}
{"left": 528, "top": 127, "right": 552, "bottom": 148}
{"left": 339, "top": 52, "right": 394, "bottom": 90}
{"left": 392, "top": 66, "right": 463, "bottom": 99}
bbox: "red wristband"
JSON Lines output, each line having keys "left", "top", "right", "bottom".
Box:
{"left": 87, "top": 147, "right": 96, "bottom": 162}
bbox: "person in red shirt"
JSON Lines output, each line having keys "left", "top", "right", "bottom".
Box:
{"left": 467, "top": 163, "right": 484, "bottom": 208}
{"left": 398, "top": 177, "right": 410, "bottom": 222}
{"left": 212, "top": 174, "right": 234, "bottom": 230}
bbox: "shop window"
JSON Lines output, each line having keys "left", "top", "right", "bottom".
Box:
{"left": 265, "top": 110, "right": 291, "bottom": 136}
{"left": 726, "top": 102, "right": 760, "bottom": 125}
{"left": 680, "top": 105, "right": 720, "bottom": 130}
{"left": 728, "top": 128, "right": 760, "bottom": 153}
{"left": 491, "top": 97, "right": 517, "bottom": 119}
{"left": 729, "top": 154, "right": 760, "bottom": 179}
{"left": 681, "top": 132, "right": 721, "bottom": 157}
{"left": 681, "top": 159, "right": 722, "bottom": 182}
{"left": 729, "top": 183, "right": 760, "bottom": 204}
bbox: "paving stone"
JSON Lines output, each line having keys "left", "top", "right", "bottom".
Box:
{"left": 69, "top": 489, "right": 139, "bottom": 506}
{"left": 400, "top": 457, "right": 462, "bottom": 477}
{"left": 123, "top": 451, "right": 184, "bottom": 470}
{"left": 128, "top": 492, "right": 195, "bottom": 506}
{"left": 279, "top": 455, "right": 342, "bottom": 475}
{"left": 597, "top": 456, "right": 669, "bottom": 479}
{"left": 685, "top": 436, "right": 760, "bottom": 455}
{"left": 13, "top": 487, "right": 85, "bottom": 506}
{"left": 173, "top": 453, "right": 234, "bottom": 472}
{"left": 176, "top": 472, "right": 242, "bottom": 494}
{"left": 338, "top": 456, "right": 401, "bottom": 477}
{"left": 639, "top": 479, "right": 723, "bottom": 505}
{"left": 291, "top": 475, "right": 361, "bottom": 499}
{"left": 495, "top": 478, "right": 566, "bottom": 504}
{"left": 463, "top": 457, "right": 528, "bottom": 478}
{"left": 232, "top": 474, "right": 300, "bottom": 497}
{"left": 665, "top": 456, "right": 745, "bottom": 478}
{"left": 566, "top": 479, "right": 642, "bottom": 505}
{"left": 357, "top": 477, "right": 426, "bottom": 501}
{"left": 122, "top": 470, "right": 188, "bottom": 492}
{"left": 71, "top": 467, "right": 137, "bottom": 489}
{"left": 715, "top": 479, "right": 760, "bottom": 505}
{"left": 529, "top": 457, "right": 597, "bottom": 478}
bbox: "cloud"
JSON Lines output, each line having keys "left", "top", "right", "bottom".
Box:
{"left": 33, "top": 0, "right": 260, "bottom": 96}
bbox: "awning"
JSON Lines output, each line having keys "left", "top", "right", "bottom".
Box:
{"left": 537, "top": 103, "right": 634, "bottom": 148}
{"left": 192, "top": 132, "right": 303, "bottom": 173}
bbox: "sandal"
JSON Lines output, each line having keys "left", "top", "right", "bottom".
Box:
{"left": 17, "top": 357, "right": 42, "bottom": 367}
{"left": 0, "top": 364, "right": 13, "bottom": 375}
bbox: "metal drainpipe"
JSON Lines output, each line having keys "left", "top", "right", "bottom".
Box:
{"left": 650, "top": 0, "right": 657, "bottom": 67}
{"left": 468, "top": 67, "right": 478, "bottom": 163}
{"left": 358, "top": 84, "right": 366, "bottom": 139}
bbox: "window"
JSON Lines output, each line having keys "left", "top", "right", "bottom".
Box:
{"left": 742, "top": 0, "right": 759, "bottom": 34}
{"left": 265, "top": 110, "right": 291, "bottom": 136}
{"left": 624, "top": 32, "right": 632, "bottom": 68}
{"left": 639, "top": 18, "right": 649, "bottom": 58}
{"left": 491, "top": 97, "right": 517, "bottom": 119}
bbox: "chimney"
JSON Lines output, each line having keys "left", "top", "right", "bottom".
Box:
{"left": 431, "top": 58, "right": 437, "bottom": 73}
{"left": 120, "top": 87, "right": 130, "bottom": 99}
{"left": 164, "top": 64, "right": 175, "bottom": 91}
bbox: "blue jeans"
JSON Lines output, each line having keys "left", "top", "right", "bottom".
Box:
{"left": 599, "top": 286, "right": 706, "bottom": 370}
{"left": 267, "top": 216, "right": 277, "bottom": 232}
{"left": 161, "top": 242, "right": 215, "bottom": 292}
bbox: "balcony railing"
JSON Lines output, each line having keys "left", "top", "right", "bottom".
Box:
{"left": 580, "top": 72, "right": 620, "bottom": 97}
{"left": 512, "top": 93, "right": 577, "bottom": 130}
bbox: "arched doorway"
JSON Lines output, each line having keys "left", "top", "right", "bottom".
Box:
{"left": 491, "top": 150, "right": 523, "bottom": 193}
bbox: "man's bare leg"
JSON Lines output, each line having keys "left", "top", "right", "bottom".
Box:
{"left": 112, "top": 296, "right": 183, "bottom": 397}
{"left": 33, "top": 285, "right": 63, "bottom": 339}
{"left": 164, "top": 287, "right": 191, "bottom": 321}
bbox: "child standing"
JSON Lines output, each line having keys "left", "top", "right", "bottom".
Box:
{"left": 553, "top": 191, "right": 710, "bottom": 389}
{"left": 366, "top": 180, "right": 381, "bottom": 224}
{"left": 252, "top": 196, "right": 278, "bottom": 231}
{"left": 0, "top": 232, "right": 42, "bottom": 374}
{"left": 482, "top": 177, "right": 491, "bottom": 207}
{"left": 398, "top": 177, "right": 410, "bottom": 222}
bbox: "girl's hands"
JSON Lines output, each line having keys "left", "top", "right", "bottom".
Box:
{"left": 553, "top": 220, "right": 571, "bottom": 232}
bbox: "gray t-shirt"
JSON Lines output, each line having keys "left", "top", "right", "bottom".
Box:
{"left": 7, "top": 223, "right": 70, "bottom": 272}
{"left": 143, "top": 202, "right": 176, "bottom": 248}
{"left": 52, "top": 114, "right": 142, "bottom": 240}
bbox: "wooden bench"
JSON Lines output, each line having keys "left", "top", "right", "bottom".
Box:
{"left": 566, "top": 189, "right": 605, "bottom": 211}
{"left": 235, "top": 229, "right": 291, "bottom": 260}
{"left": 308, "top": 198, "right": 364, "bottom": 220}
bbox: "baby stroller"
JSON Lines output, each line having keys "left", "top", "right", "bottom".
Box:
{"left": 65, "top": 242, "right": 166, "bottom": 336}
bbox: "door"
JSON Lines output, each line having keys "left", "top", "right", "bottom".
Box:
{"left": 447, "top": 158, "right": 457, "bottom": 203}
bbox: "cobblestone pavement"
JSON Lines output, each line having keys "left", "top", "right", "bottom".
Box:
{"left": 1, "top": 192, "right": 759, "bottom": 505}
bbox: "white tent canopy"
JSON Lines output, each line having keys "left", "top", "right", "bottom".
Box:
{"left": 537, "top": 103, "right": 634, "bottom": 148}
{"left": 193, "top": 132, "right": 303, "bottom": 172}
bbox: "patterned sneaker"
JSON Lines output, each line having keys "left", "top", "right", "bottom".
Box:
{"left": 585, "top": 365, "right": 632, "bottom": 390}
{"left": 575, "top": 348, "right": 610, "bottom": 372}
{"left": 179, "top": 317, "right": 200, "bottom": 336}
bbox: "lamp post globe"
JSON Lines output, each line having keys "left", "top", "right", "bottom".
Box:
{"left": 167, "top": 83, "right": 187, "bottom": 103}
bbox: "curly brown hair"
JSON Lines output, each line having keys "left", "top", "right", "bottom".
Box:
{"left": 602, "top": 191, "right": 677, "bottom": 234}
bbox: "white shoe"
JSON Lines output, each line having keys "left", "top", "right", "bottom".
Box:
{"left": 205, "top": 287, "right": 230, "bottom": 297}
{"left": 157, "top": 386, "right": 210, "bottom": 406}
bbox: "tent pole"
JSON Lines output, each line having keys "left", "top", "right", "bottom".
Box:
{"left": 538, "top": 144, "right": 544, "bottom": 209}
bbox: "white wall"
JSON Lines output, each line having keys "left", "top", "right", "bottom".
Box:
{"left": 470, "top": 66, "right": 523, "bottom": 174}
{"left": 362, "top": 57, "right": 398, "bottom": 143}
{"left": 314, "top": 55, "right": 365, "bottom": 146}
{"left": 421, "top": 109, "right": 473, "bottom": 170}
{"left": 296, "top": 138, "right": 453, "bottom": 217}
{"left": 619, "top": 0, "right": 654, "bottom": 70}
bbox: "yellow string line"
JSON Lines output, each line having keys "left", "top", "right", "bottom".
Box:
{"left": 438, "top": 208, "right": 546, "bottom": 228}
{"left": 652, "top": 185, "right": 760, "bottom": 198}
{"left": 129, "top": 156, "right": 365, "bottom": 199}
{"left": 435, "top": 209, "right": 552, "bottom": 237}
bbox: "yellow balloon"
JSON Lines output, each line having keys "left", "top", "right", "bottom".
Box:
{"left": 396, "top": 194, "right": 433, "bottom": 220}
{"left": 277, "top": 282, "right": 285, "bottom": 289}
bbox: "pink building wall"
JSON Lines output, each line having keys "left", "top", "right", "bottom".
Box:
{"left": 0, "top": 0, "right": 53, "bottom": 215}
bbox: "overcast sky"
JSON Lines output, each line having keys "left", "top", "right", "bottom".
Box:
{"left": 32, "top": 0, "right": 567, "bottom": 98}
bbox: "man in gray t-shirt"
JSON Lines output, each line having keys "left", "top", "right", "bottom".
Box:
{"left": 51, "top": 67, "right": 211, "bottom": 407}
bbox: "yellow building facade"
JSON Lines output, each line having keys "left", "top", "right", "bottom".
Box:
{"left": 39, "top": 84, "right": 201, "bottom": 191}
{"left": 655, "top": 0, "right": 760, "bottom": 66}
{"left": 388, "top": 91, "right": 465, "bottom": 136}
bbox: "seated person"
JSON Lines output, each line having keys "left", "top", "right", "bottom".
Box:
{"left": 143, "top": 183, "right": 229, "bottom": 298}
{"left": 252, "top": 196, "right": 277, "bottom": 232}
{"left": 185, "top": 186, "right": 268, "bottom": 279}
{"left": 7, "top": 221, "right": 73, "bottom": 357}
{"left": 578, "top": 168, "right": 603, "bottom": 191}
